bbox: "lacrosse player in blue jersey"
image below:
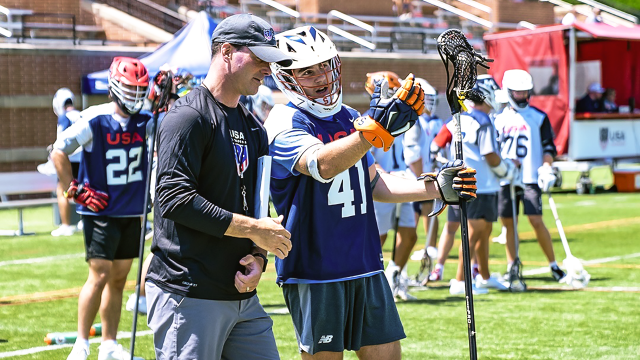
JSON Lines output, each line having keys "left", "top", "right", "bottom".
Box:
{"left": 52, "top": 57, "right": 151, "bottom": 360}
{"left": 265, "top": 26, "right": 478, "bottom": 359}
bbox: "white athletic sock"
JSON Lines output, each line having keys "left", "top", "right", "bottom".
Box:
{"left": 549, "top": 261, "right": 558, "bottom": 268}
{"left": 101, "top": 339, "right": 117, "bottom": 348}
{"left": 435, "top": 263, "right": 444, "bottom": 271}
{"left": 507, "top": 262, "right": 513, "bottom": 272}
{"left": 75, "top": 338, "right": 90, "bottom": 350}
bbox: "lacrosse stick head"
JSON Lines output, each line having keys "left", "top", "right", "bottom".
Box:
{"left": 560, "top": 256, "right": 591, "bottom": 288}
{"left": 436, "top": 29, "right": 492, "bottom": 115}
{"left": 508, "top": 258, "right": 527, "bottom": 292}
{"left": 147, "top": 69, "right": 174, "bottom": 115}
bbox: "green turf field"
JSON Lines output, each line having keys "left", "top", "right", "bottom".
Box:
{"left": 1, "top": 190, "right": 640, "bottom": 359}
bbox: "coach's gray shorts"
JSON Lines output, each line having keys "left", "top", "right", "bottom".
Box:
{"left": 447, "top": 193, "right": 498, "bottom": 222}
{"left": 498, "top": 184, "right": 543, "bottom": 217}
{"left": 282, "top": 272, "right": 405, "bottom": 355}
{"left": 146, "top": 282, "right": 279, "bottom": 360}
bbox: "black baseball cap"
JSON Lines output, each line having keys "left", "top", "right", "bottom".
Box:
{"left": 212, "top": 14, "right": 293, "bottom": 67}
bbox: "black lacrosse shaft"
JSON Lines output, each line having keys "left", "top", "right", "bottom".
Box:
{"left": 129, "top": 110, "right": 159, "bottom": 360}
{"left": 391, "top": 203, "right": 401, "bottom": 264}
{"left": 455, "top": 129, "right": 478, "bottom": 360}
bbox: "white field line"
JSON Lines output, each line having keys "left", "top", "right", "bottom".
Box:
{"left": 523, "top": 252, "right": 640, "bottom": 276}
{"left": 0, "top": 330, "right": 153, "bottom": 358}
{"left": 0, "top": 253, "right": 84, "bottom": 267}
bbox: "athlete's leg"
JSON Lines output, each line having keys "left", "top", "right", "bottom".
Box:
{"left": 77, "top": 258, "right": 112, "bottom": 339}
{"left": 355, "top": 341, "right": 401, "bottom": 360}
{"left": 393, "top": 226, "right": 418, "bottom": 270}
{"left": 421, "top": 201, "right": 439, "bottom": 248}
{"left": 455, "top": 219, "right": 484, "bottom": 281}
{"left": 474, "top": 220, "right": 493, "bottom": 280}
{"left": 527, "top": 215, "right": 556, "bottom": 263}
{"left": 100, "top": 258, "right": 133, "bottom": 341}
{"left": 501, "top": 216, "right": 516, "bottom": 265}
{"left": 301, "top": 351, "right": 344, "bottom": 360}
{"left": 436, "top": 221, "right": 459, "bottom": 267}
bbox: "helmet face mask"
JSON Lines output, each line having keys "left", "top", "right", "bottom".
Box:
{"left": 271, "top": 26, "right": 343, "bottom": 117}
{"left": 108, "top": 57, "right": 149, "bottom": 115}
{"left": 474, "top": 75, "right": 500, "bottom": 113}
{"left": 415, "top": 77, "right": 437, "bottom": 116}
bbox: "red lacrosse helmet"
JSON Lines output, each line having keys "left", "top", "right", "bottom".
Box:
{"left": 108, "top": 57, "right": 149, "bottom": 115}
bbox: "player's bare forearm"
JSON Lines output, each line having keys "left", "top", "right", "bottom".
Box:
{"left": 372, "top": 169, "right": 439, "bottom": 203}
{"left": 409, "top": 159, "right": 423, "bottom": 176}
{"left": 50, "top": 149, "right": 74, "bottom": 188}
{"left": 295, "top": 132, "right": 372, "bottom": 179}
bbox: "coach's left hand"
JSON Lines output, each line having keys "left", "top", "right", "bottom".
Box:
{"left": 234, "top": 254, "right": 262, "bottom": 294}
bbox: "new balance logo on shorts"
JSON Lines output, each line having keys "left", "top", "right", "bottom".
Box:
{"left": 318, "top": 335, "right": 333, "bottom": 344}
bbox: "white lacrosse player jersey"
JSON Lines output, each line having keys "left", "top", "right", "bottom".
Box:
{"left": 404, "top": 114, "right": 443, "bottom": 174}
{"left": 493, "top": 106, "right": 556, "bottom": 185}
{"left": 435, "top": 109, "right": 501, "bottom": 194}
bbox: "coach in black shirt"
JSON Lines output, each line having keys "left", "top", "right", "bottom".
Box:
{"left": 146, "top": 14, "right": 293, "bottom": 360}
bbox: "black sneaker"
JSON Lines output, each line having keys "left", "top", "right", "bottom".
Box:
{"left": 551, "top": 265, "right": 566, "bottom": 281}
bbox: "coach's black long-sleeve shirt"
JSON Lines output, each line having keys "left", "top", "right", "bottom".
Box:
{"left": 147, "top": 86, "right": 268, "bottom": 300}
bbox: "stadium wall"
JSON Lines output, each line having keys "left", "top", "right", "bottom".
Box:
{"left": 0, "top": 45, "right": 151, "bottom": 172}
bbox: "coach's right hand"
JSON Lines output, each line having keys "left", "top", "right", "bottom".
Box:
{"left": 251, "top": 215, "right": 292, "bottom": 259}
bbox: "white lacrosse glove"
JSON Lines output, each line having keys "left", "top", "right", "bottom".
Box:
{"left": 538, "top": 164, "right": 556, "bottom": 192}
{"left": 491, "top": 158, "right": 517, "bottom": 182}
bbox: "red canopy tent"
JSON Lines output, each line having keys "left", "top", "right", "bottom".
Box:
{"left": 484, "top": 22, "right": 640, "bottom": 160}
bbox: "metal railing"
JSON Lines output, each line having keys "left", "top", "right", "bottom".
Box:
{"left": 100, "top": 0, "right": 186, "bottom": 33}
{"left": 19, "top": 13, "right": 77, "bottom": 44}
{"left": 420, "top": 0, "right": 493, "bottom": 28}
{"left": 577, "top": 0, "right": 638, "bottom": 24}
{"left": 327, "top": 10, "right": 376, "bottom": 50}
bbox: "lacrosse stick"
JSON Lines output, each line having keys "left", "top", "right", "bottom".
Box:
{"left": 388, "top": 202, "right": 402, "bottom": 295}
{"left": 508, "top": 181, "right": 526, "bottom": 292}
{"left": 129, "top": 68, "right": 174, "bottom": 359}
{"left": 548, "top": 193, "right": 590, "bottom": 288}
{"left": 436, "top": 29, "right": 492, "bottom": 360}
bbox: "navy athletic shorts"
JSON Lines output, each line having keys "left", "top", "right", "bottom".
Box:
{"left": 498, "top": 184, "right": 543, "bottom": 217}
{"left": 447, "top": 193, "right": 498, "bottom": 222}
{"left": 83, "top": 216, "right": 141, "bottom": 261}
{"left": 282, "top": 272, "right": 406, "bottom": 355}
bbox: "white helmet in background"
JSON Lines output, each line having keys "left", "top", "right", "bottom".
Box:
{"left": 502, "top": 69, "right": 534, "bottom": 110}
{"left": 249, "top": 85, "right": 275, "bottom": 122}
{"left": 53, "top": 88, "right": 75, "bottom": 117}
{"left": 474, "top": 74, "right": 501, "bottom": 113}
{"left": 415, "top": 78, "right": 437, "bottom": 116}
{"left": 270, "top": 26, "right": 342, "bottom": 118}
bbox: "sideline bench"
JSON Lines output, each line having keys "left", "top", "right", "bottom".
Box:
{"left": 0, "top": 171, "right": 58, "bottom": 236}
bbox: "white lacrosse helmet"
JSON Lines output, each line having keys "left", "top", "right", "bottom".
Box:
{"left": 474, "top": 74, "right": 501, "bottom": 113}
{"left": 502, "top": 69, "right": 533, "bottom": 110}
{"left": 53, "top": 88, "right": 75, "bottom": 117}
{"left": 270, "top": 26, "right": 342, "bottom": 118}
{"left": 250, "top": 85, "right": 275, "bottom": 122}
{"left": 415, "top": 78, "right": 437, "bottom": 116}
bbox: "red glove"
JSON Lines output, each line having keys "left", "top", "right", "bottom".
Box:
{"left": 65, "top": 180, "right": 109, "bottom": 212}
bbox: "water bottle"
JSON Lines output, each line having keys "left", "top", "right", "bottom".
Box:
{"left": 90, "top": 323, "right": 102, "bottom": 337}
{"left": 44, "top": 332, "right": 77, "bottom": 345}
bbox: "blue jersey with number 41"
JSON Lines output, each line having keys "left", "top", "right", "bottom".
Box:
{"left": 265, "top": 104, "right": 383, "bottom": 285}
{"left": 77, "top": 106, "right": 151, "bottom": 217}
